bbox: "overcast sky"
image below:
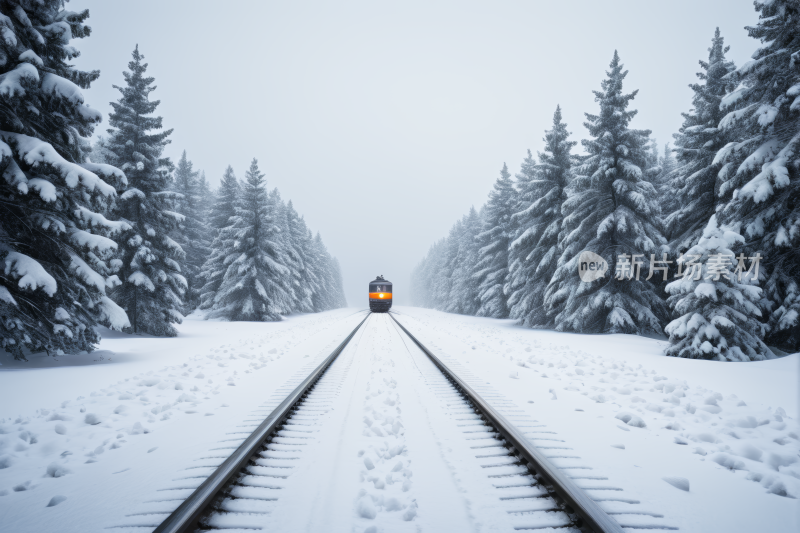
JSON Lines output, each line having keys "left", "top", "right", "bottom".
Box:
{"left": 73, "top": 0, "right": 759, "bottom": 307}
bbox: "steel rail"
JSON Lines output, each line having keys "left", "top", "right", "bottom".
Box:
{"left": 389, "top": 313, "right": 625, "bottom": 533}
{"left": 153, "top": 313, "right": 371, "bottom": 533}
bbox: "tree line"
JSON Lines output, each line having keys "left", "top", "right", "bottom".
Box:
{"left": 411, "top": 2, "right": 799, "bottom": 361}
{"left": 0, "top": 2, "right": 345, "bottom": 360}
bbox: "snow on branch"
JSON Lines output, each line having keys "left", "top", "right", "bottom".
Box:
{"left": 3, "top": 251, "right": 57, "bottom": 296}
{"left": 68, "top": 251, "right": 106, "bottom": 293}
{"left": 41, "top": 73, "right": 84, "bottom": 104}
{"left": 80, "top": 162, "right": 126, "bottom": 186}
{"left": 128, "top": 271, "right": 155, "bottom": 292}
{"left": 739, "top": 134, "right": 799, "bottom": 203}
{"left": 97, "top": 296, "right": 130, "bottom": 330}
{"left": 74, "top": 206, "right": 131, "bottom": 234}
{"left": 120, "top": 187, "right": 145, "bottom": 201}
{"left": 0, "top": 132, "right": 116, "bottom": 197}
{"left": 0, "top": 63, "right": 38, "bottom": 97}
{"left": 0, "top": 286, "right": 17, "bottom": 306}
{"left": 69, "top": 228, "right": 118, "bottom": 254}
{"left": 163, "top": 210, "right": 185, "bottom": 222}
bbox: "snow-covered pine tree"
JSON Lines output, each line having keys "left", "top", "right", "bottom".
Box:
{"left": 665, "top": 216, "right": 770, "bottom": 361}
{"left": 658, "top": 143, "right": 676, "bottom": 182}
{"left": 0, "top": 3, "right": 130, "bottom": 359}
{"left": 198, "top": 165, "right": 240, "bottom": 309}
{"left": 665, "top": 28, "right": 737, "bottom": 253}
{"left": 713, "top": 1, "right": 800, "bottom": 352}
{"left": 448, "top": 207, "right": 482, "bottom": 315}
{"left": 473, "top": 163, "right": 515, "bottom": 318}
{"left": 545, "top": 51, "right": 668, "bottom": 334}
{"left": 269, "top": 187, "right": 298, "bottom": 309}
{"left": 308, "top": 232, "right": 341, "bottom": 312}
{"left": 90, "top": 135, "right": 116, "bottom": 165}
{"left": 439, "top": 219, "right": 464, "bottom": 312}
{"left": 209, "top": 158, "right": 292, "bottom": 321}
{"left": 506, "top": 107, "right": 575, "bottom": 328}
{"left": 505, "top": 150, "right": 537, "bottom": 318}
{"left": 645, "top": 139, "right": 661, "bottom": 177}
{"left": 209, "top": 166, "right": 239, "bottom": 233}
{"left": 410, "top": 239, "right": 447, "bottom": 309}
{"left": 106, "top": 46, "right": 184, "bottom": 336}
{"left": 284, "top": 200, "right": 313, "bottom": 312}
{"left": 197, "top": 170, "right": 213, "bottom": 226}
{"left": 171, "top": 151, "right": 210, "bottom": 310}
{"left": 329, "top": 257, "right": 347, "bottom": 308}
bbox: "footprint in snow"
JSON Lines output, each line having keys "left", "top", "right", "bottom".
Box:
{"left": 46, "top": 495, "right": 67, "bottom": 507}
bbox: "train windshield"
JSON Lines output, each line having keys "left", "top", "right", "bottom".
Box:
{"left": 369, "top": 284, "right": 392, "bottom": 293}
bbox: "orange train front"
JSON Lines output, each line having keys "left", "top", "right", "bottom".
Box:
{"left": 368, "top": 275, "right": 393, "bottom": 313}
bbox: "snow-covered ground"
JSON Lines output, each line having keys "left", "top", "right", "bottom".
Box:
{"left": 394, "top": 306, "right": 800, "bottom": 532}
{"left": 0, "top": 306, "right": 797, "bottom": 532}
{"left": 0, "top": 309, "right": 366, "bottom": 532}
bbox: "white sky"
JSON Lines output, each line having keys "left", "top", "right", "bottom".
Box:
{"left": 73, "top": 0, "right": 759, "bottom": 307}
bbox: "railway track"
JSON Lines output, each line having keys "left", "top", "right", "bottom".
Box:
{"left": 124, "top": 311, "right": 672, "bottom": 533}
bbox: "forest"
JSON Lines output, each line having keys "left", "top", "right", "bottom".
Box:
{"left": 0, "top": 7, "right": 345, "bottom": 360}
{"left": 411, "top": 2, "right": 799, "bottom": 361}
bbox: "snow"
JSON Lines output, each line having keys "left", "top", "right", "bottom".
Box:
{"left": 25, "top": 178, "right": 57, "bottom": 202}
{"left": 68, "top": 229, "right": 118, "bottom": 253}
{"left": 74, "top": 206, "right": 131, "bottom": 234}
{"left": 0, "top": 63, "right": 38, "bottom": 98}
{"left": 41, "top": 73, "right": 85, "bottom": 104}
{"left": 127, "top": 271, "right": 155, "bottom": 292}
{"left": 0, "top": 310, "right": 365, "bottom": 532}
{"left": 79, "top": 162, "right": 125, "bottom": 187}
{"left": 0, "top": 308, "right": 797, "bottom": 532}
{"left": 0, "top": 286, "right": 16, "bottom": 306}
{"left": 0, "top": 132, "right": 116, "bottom": 198}
{"left": 67, "top": 252, "right": 106, "bottom": 293}
{"left": 3, "top": 252, "right": 57, "bottom": 296}
{"left": 393, "top": 307, "right": 799, "bottom": 531}
{"left": 18, "top": 50, "right": 42, "bottom": 67}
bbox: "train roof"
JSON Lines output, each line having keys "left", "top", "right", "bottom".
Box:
{"left": 370, "top": 276, "right": 392, "bottom": 284}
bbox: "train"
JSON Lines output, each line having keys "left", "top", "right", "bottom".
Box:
{"left": 368, "top": 275, "right": 393, "bottom": 313}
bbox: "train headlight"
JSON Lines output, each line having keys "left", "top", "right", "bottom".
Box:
{"left": 379, "top": 293, "right": 384, "bottom": 298}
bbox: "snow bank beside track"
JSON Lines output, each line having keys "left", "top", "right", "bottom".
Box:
{"left": 0, "top": 309, "right": 364, "bottom": 533}
{"left": 395, "top": 306, "right": 800, "bottom": 533}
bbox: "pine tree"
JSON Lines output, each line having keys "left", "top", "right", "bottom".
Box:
{"left": 284, "top": 200, "right": 313, "bottom": 312}
{"left": 269, "top": 188, "right": 298, "bottom": 308}
{"left": 209, "top": 158, "right": 292, "bottom": 321}
{"left": 714, "top": 1, "right": 800, "bottom": 352}
{"left": 473, "top": 163, "right": 515, "bottom": 318}
{"left": 209, "top": 166, "right": 239, "bottom": 233}
{"left": 308, "top": 232, "right": 339, "bottom": 312}
{"left": 448, "top": 207, "right": 482, "bottom": 315}
{"left": 171, "top": 151, "right": 210, "bottom": 310}
{"left": 90, "top": 135, "right": 116, "bottom": 165}
{"left": 546, "top": 51, "right": 668, "bottom": 334}
{"left": 507, "top": 107, "right": 575, "bottom": 328}
{"left": 411, "top": 239, "right": 447, "bottom": 309}
{"left": 198, "top": 165, "right": 240, "bottom": 309}
{"left": 645, "top": 139, "right": 661, "bottom": 177}
{"left": 665, "top": 216, "right": 770, "bottom": 361}
{"left": 659, "top": 143, "right": 676, "bottom": 182}
{"left": 197, "top": 171, "right": 213, "bottom": 225}
{"left": 0, "top": 3, "right": 130, "bottom": 358}
{"left": 665, "top": 28, "right": 737, "bottom": 253}
{"left": 106, "top": 46, "right": 184, "bottom": 336}
{"left": 330, "top": 257, "right": 347, "bottom": 308}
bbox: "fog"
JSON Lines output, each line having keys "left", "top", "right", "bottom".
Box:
{"left": 73, "top": 0, "right": 758, "bottom": 307}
